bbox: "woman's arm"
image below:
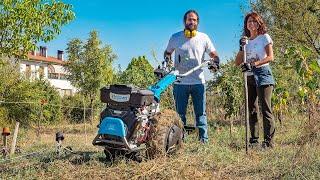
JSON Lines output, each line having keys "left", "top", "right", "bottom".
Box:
{"left": 235, "top": 51, "right": 244, "bottom": 66}
{"left": 253, "top": 44, "right": 274, "bottom": 66}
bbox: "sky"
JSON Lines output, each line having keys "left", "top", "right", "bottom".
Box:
{"left": 43, "top": 0, "right": 250, "bottom": 69}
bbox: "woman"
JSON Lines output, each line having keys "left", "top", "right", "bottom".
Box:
{"left": 235, "top": 12, "right": 275, "bottom": 148}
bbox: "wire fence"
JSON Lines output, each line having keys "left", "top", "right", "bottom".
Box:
{"left": 0, "top": 100, "right": 104, "bottom": 125}
{"left": 0, "top": 100, "right": 99, "bottom": 110}
{"left": 0, "top": 100, "right": 103, "bottom": 159}
{"left": 0, "top": 98, "right": 218, "bottom": 163}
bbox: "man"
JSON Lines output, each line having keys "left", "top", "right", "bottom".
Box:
{"left": 164, "top": 10, "right": 220, "bottom": 143}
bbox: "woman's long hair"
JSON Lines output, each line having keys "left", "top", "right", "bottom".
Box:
{"left": 243, "top": 12, "right": 267, "bottom": 37}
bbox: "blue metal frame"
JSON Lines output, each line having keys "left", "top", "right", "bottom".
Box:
{"left": 148, "top": 72, "right": 177, "bottom": 101}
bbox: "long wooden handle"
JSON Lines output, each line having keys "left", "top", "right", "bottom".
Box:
{"left": 243, "top": 45, "right": 250, "bottom": 154}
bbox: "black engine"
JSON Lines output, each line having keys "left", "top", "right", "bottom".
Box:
{"left": 99, "top": 84, "right": 157, "bottom": 142}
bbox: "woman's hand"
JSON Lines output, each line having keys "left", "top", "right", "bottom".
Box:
{"left": 249, "top": 57, "right": 259, "bottom": 67}
{"left": 239, "top": 36, "right": 248, "bottom": 51}
{"left": 250, "top": 60, "right": 258, "bottom": 67}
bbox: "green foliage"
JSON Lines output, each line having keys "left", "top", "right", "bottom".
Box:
{"left": 65, "top": 30, "right": 117, "bottom": 114}
{"left": 7, "top": 80, "right": 62, "bottom": 126}
{"left": 252, "top": 0, "right": 320, "bottom": 57}
{"left": 159, "top": 87, "right": 175, "bottom": 110}
{"left": 0, "top": 58, "right": 21, "bottom": 100}
{"left": 0, "top": 59, "right": 62, "bottom": 126}
{"left": 61, "top": 93, "right": 93, "bottom": 123}
{"left": 0, "top": 0, "right": 75, "bottom": 58}
{"left": 112, "top": 64, "right": 123, "bottom": 84}
{"left": 0, "top": 106, "right": 9, "bottom": 127}
{"left": 270, "top": 58, "right": 296, "bottom": 116}
{"left": 0, "top": 0, "right": 74, "bottom": 126}
{"left": 250, "top": 0, "right": 320, "bottom": 116}
{"left": 272, "top": 87, "right": 289, "bottom": 114}
{"left": 119, "top": 56, "right": 156, "bottom": 88}
{"left": 284, "top": 45, "right": 320, "bottom": 103}
{"left": 208, "top": 61, "right": 243, "bottom": 119}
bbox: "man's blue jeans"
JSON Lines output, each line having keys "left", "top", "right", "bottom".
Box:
{"left": 173, "top": 84, "right": 208, "bottom": 142}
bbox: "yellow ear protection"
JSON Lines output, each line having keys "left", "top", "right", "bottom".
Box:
{"left": 184, "top": 29, "right": 197, "bottom": 38}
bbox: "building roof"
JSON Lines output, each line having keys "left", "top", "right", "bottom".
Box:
{"left": 27, "top": 53, "right": 65, "bottom": 65}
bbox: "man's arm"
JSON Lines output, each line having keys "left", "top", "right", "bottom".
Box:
{"left": 205, "top": 34, "right": 219, "bottom": 66}
{"left": 164, "top": 34, "right": 175, "bottom": 64}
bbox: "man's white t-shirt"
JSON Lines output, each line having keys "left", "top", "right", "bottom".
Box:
{"left": 166, "top": 31, "right": 216, "bottom": 84}
{"left": 246, "top": 33, "right": 273, "bottom": 75}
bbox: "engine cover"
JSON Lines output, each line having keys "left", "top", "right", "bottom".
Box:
{"left": 100, "top": 84, "right": 154, "bottom": 109}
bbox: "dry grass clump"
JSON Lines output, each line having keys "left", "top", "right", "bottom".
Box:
{"left": 146, "top": 109, "right": 184, "bottom": 158}
{"left": 152, "top": 109, "right": 183, "bottom": 129}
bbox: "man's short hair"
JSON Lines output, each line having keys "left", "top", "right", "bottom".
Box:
{"left": 183, "top": 10, "right": 199, "bottom": 24}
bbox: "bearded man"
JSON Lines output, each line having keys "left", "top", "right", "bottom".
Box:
{"left": 164, "top": 10, "right": 220, "bottom": 143}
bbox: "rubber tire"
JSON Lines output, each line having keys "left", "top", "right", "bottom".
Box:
{"left": 146, "top": 109, "right": 183, "bottom": 158}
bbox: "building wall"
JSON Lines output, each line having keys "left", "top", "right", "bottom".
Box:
{"left": 48, "top": 79, "right": 77, "bottom": 96}
{"left": 19, "top": 60, "right": 77, "bottom": 96}
{"left": 19, "top": 60, "right": 49, "bottom": 79}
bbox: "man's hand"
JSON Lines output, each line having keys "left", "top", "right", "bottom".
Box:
{"left": 164, "top": 51, "right": 172, "bottom": 62}
{"left": 164, "top": 51, "right": 173, "bottom": 68}
{"left": 154, "top": 65, "right": 167, "bottom": 79}
{"left": 239, "top": 36, "right": 248, "bottom": 51}
{"left": 208, "top": 56, "right": 220, "bottom": 72}
{"left": 241, "top": 62, "right": 252, "bottom": 72}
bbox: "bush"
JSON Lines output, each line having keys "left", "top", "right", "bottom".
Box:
{"left": 0, "top": 58, "right": 62, "bottom": 126}
{"left": 61, "top": 93, "right": 93, "bottom": 123}
{"left": 5, "top": 79, "right": 62, "bottom": 126}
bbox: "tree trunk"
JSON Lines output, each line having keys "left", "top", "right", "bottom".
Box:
{"left": 229, "top": 117, "right": 233, "bottom": 139}
{"left": 89, "top": 94, "right": 94, "bottom": 125}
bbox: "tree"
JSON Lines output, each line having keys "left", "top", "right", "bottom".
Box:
{"left": 0, "top": 0, "right": 73, "bottom": 126}
{"left": 0, "top": 0, "right": 75, "bottom": 58}
{"left": 65, "top": 30, "right": 117, "bottom": 121}
{"left": 251, "top": 0, "right": 320, "bottom": 57}
{"left": 0, "top": 59, "right": 21, "bottom": 100}
{"left": 119, "top": 56, "right": 156, "bottom": 88}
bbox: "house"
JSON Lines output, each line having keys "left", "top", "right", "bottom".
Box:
{"left": 19, "top": 46, "right": 77, "bottom": 96}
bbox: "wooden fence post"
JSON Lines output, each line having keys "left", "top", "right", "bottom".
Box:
{"left": 10, "top": 121, "right": 20, "bottom": 155}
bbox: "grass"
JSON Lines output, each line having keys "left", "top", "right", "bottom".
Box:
{"left": 0, "top": 112, "right": 319, "bottom": 179}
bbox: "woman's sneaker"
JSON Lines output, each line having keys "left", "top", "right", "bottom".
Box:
{"left": 261, "top": 141, "right": 274, "bottom": 149}
{"left": 249, "top": 138, "right": 259, "bottom": 149}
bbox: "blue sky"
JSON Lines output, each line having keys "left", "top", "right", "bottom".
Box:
{"left": 43, "top": 0, "right": 250, "bottom": 69}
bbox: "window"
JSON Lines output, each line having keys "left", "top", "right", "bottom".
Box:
{"left": 48, "top": 73, "right": 59, "bottom": 79}
{"left": 48, "top": 65, "right": 55, "bottom": 73}
{"left": 64, "top": 89, "right": 72, "bottom": 96}
{"left": 39, "top": 66, "right": 45, "bottom": 79}
{"left": 25, "top": 64, "right": 31, "bottom": 79}
{"left": 59, "top": 74, "right": 66, "bottom": 80}
{"left": 32, "top": 69, "right": 37, "bottom": 78}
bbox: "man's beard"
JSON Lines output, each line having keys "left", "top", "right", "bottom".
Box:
{"left": 185, "top": 23, "right": 197, "bottom": 31}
